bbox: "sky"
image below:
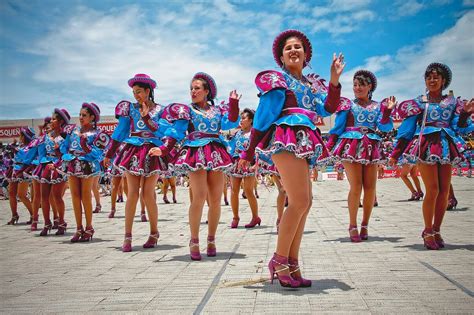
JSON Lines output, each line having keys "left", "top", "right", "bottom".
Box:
{"left": 0, "top": 0, "right": 473, "bottom": 119}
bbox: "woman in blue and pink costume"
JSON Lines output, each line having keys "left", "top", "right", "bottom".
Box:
{"left": 104, "top": 74, "right": 188, "bottom": 252}
{"left": 172, "top": 72, "right": 240, "bottom": 261}
{"left": 239, "top": 30, "right": 345, "bottom": 288}
{"left": 326, "top": 70, "right": 396, "bottom": 242}
{"left": 6, "top": 127, "right": 37, "bottom": 226}
{"left": 32, "top": 109, "right": 70, "bottom": 235}
{"left": 61, "top": 102, "right": 110, "bottom": 242}
{"left": 389, "top": 63, "right": 474, "bottom": 250}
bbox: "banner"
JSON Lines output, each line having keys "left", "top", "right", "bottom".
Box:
{"left": 97, "top": 123, "right": 118, "bottom": 135}
{"left": 0, "top": 126, "right": 25, "bottom": 139}
{"left": 315, "top": 116, "right": 325, "bottom": 126}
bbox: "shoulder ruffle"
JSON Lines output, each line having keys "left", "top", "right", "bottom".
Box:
{"left": 255, "top": 70, "right": 288, "bottom": 95}
{"left": 395, "top": 98, "right": 423, "bottom": 119}
{"left": 306, "top": 73, "right": 328, "bottom": 93}
{"left": 335, "top": 97, "right": 352, "bottom": 113}
{"left": 62, "top": 124, "right": 76, "bottom": 135}
{"left": 92, "top": 131, "right": 111, "bottom": 149}
{"left": 161, "top": 103, "right": 191, "bottom": 122}
{"left": 115, "top": 100, "right": 131, "bottom": 118}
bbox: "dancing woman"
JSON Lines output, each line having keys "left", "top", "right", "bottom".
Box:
{"left": 172, "top": 72, "right": 240, "bottom": 261}
{"left": 227, "top": 108, "right": 260, "bottom": 228}
{"left": 389, "top": 63, "right": 473, "bottom": 249}
{"left": 240, "top": 30, "right": 344, "bottom": 287}
{"left": 326, "top": 70, "right": 395, "bottom": 242}
{"left": 6, "top": 127, "right": 37, "bottom": 225}
{"left": 62, "top": 103, "right": 110, "bottom": 242}
{"left": 104, "top": 74, "right": 187, "bottom": 252}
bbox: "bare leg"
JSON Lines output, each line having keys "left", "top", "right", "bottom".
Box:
{"left": 17, "top": 182, "right": 33, "bottom": 216}
{"left": 124, "top": 174, "right": 141, "bottom": 234}
{"left": 206, "top": 171, "right": 224, "bottom": 238}
{"left": 80, "top": 177, "right": 95, "bottom": 228}
{"left": 433, "top": 164, "right": 452, "bottom": 230}
{"left": 188, "top": 170, "right": 208, "bottom": 240}
{"left": 410, "top": 165, "right": 423, "bottom": 193}
{"left": 230, "top": 177, "right": 242, "bottom": 219}
{"left": 243, "top": 176, "right": 258, "bottom": 219}
{"left": 400, "top": 164, "right": 416, "bottom": 194}
{"left": 343, "top": 162, "right": 363, "bottom": 226}
{"left": 68, "top": 177, "right": 83, "bottom": 228}
{"left": 361, "top": 164, "right": 377, "bottom": 225}
{"left": 143, "top": 175, "right": 159, "bottom": 234}
{"left": 417, "top": 163, "right": 439, "bottom": 229}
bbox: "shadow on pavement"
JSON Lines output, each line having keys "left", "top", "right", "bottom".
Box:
{"left": 397, "top": 243, "right": 474, "bottom": 251}
{"left": 58, "top": 237, "right": 115, "bottom": 244}
{"left": 160, "top": 252, "right": 247, "bottom": 262}
{"left": 446, "top": 207, "right": 470, "bottom": 212}
{"left": 260, "top": 230, "right": 316, "bottom": 236}
{"left": 323, "top": 236, "right": 403, "bottom": 243}
{"left": 244, "top": 278, "right": 353, "bottom": 295}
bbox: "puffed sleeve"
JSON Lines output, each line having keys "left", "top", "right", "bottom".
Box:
{"left": 158, "top": 103, "right": 191, "bottom": 156}
{"left": 220, "top": 99, "right": 241, "bottom": 130}
{"left": 377, "top": 98, "right": 394, "bottom": 133}
{"left": 390, "top": 115, "right": 418, "bottom": 160}
{"left": 83, "top": 131, "right": 110, "bottom": 161}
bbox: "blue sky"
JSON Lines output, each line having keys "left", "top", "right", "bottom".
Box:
{"left": 0, "top": 0, "right": 473, "bottom": 119}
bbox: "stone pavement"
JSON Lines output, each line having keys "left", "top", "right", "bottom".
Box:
{"left": 0, "top": 176, "right": 473, "bottom": 314}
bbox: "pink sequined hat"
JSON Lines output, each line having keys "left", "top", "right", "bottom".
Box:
{"left": 272, "top": 29, "right": 312, "bottom": 68}
{"left": 192, "top": 72, "right": 217, "bottom": 100}
{"left": 82, "top": 102, "right": 101, "bottom": 122}
{"left": 128, "top": 73, "right": 157, "bottom": 89}
{"left": 53, "top": 108, "right": 71, "bottom": 125}
{"left": 20, "top": 127, "right": 35, "bottom": 142}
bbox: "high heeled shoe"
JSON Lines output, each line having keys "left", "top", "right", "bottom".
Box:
{"left": 230, "top": 217, "right": 240, "bottom": 228}
{"left": 108, "top": 209, "right": 116, "bottom": 218}
{"left": 70, "top": 227, "right": 84, "bottom": 243}
{"left": 26, "top": 215, "right": 33, "bottom": 225}
{"left": 140, "top": 213, "right": 148, "bottom": 222}
{"left": 207, "top": 236, "right": 216, "bottom": 257}
{"left": 245, "top": 216, "right": 261, "bottom": 228}
{"left": 422, "top": 228, "right": 439, "bottom": 250}
{"left": 242, "top": 192, "right": 247, "bottom": 199}
{"left": 39, "top": 222, "right": 52, "bottom": 236}
{"left": 348, "top": 225, "right": 361, "bottom": 243}
{"left": 433, "top": 230, "right": 445, "bottom": 249}
{"left": 360, "top": 224, "right": 368, "bottom": 240}
{"left": 93, "top": 204, "right": 102, "bottom": 213}
{"left": 189, "top": 238, "right": 202, "bottom": 261}
{"left": 288, "top": 257, "right": 312, "bottom": 287}
{"left": 143, "top": 232, "right": 160, "bottom": 248}
{"left": 122, "top": 233, "right": 132, "bottom": 252}
{"left": 163, "top": 196, "right": 170, "bottom": 204}
{"left": 30, "top": 216, "right": 39, "bottom": 231}
{"left": 117, "top": 195, "right": 123, "bottom": 203}
{"left": 415, "top": 191, "right": 424, "bottom": 201}
{"left": 408, "top": 192, "right": 417, "bottom": 201}
{"left": 255, "top": 191, "right": 259, "bottom": 199}
{"left": 446, "top": 197, "right": 458, "bottom": 210}
{"left": 224, "top": 198, "right": 229, "bottom": 206}
{"left": 268, "top": 253, "right": 300, "bottom": 288}
{"left": 7, "top": 214, "right": 19, "bottom": 225}
{"left": 55, "top": 222, "right": 67, "bottom": 236}
{"left": 52, "top": 217, "right": 59, "bottom": 230}
{"left": 80, "top": 226, "right": 94, "bottom": 242}
{"left": 173, "top": 197, "right": 177, "bottom": 204}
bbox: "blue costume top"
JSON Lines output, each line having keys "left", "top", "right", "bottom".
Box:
{"left": 328, "top": 98, "right": 393, "bottom": 140}
{"left": 13, "top": 142, "right": 37, "bottom": 171}
{"left": 180, "top": 102, "right": 240, "bottom": 147}
{"left": 61, "top": 125, "right": 110, "bottom": 171}
{"left": 37, "top": 133, "right": 65, "bottom": 165}
{"left": 227, "top": 130, "right": 251, "bottom": 158}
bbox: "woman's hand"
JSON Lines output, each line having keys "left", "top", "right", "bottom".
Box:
{"left": 387, "top": 96, "right": 398, "bottom": 110}
{"left": 139, "top": 101, "right": 151, "bottom": 117}
{"left": 463, "top": 98, "right": 474, "bottom": 113}
{"left": 148, "top": 147, "right": 162, "bottom": 157}
{"left": 330, "top": 53, "right": 345, "bottom": 86}
{"left": 229, "top": 90, "right": 242, "bottom": 101}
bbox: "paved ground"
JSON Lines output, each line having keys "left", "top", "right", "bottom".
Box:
{"left": 0, "top": 176, "right": 473, "bottom": 314}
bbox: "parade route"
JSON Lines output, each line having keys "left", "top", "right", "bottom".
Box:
{"left": 0, "top": 176, "right": 473, "bottom": 314}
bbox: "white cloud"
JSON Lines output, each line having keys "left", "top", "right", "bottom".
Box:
{"left": 463, "top": 0, "right": 474, "bottom": 6}
{"left": 340, "top": 11, "right": 474, "bottom": 102}
{"left": 394, "top": 0, "right": 424, "bottom": 17}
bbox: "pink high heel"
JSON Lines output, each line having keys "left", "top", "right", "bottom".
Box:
{"left": 39, "top": 221, "right": 52, "bottom": 236}
{"left": 348, "top": 225, "right": 361, "bottom": 243}
{"left": 70, "top": 227, "right": 84, "bottom": 243}
{"left": 189, "top": 238, "right": 202, "bottom": 261}
{"left": 80, "top": 226, "right": 94, "bottom": 242}
{"left": 268, "top": 253, "right": 300, "bottom": 288}
{"left": 433, "top": 230, "right": 445, "bottom": 249}
{"left": 207, "top": 236, "right": 216, "bottom": 257}
{"left": 408, "top": 192, "right": 417, "bottom": 201}
{"left": 7, "top": 213, "right": 19, "bottom": 225}
{"left": 415, "top": 191, "right": 424, "bottom": 201}
{"left": 422, "top": 228, "right": 439, "bottom": 250}
{"left": 52, "top": 217, "right": 59, "bottom": 230}
{"left": 230, "top": 217, "right": 240, "bottom": 229}
{"left": 26, "top": 215, "right": 33, "bottom": 225}
{"left": 93, "top": 204, "right": 102, "bottom": 213}
{"left": 108, "top": 209, "right": 116, "bottom": 218}
{"left": 288, "top": 257, "right": 312, "bottom": 287}
{"left": 143, "top": 232, "right": 159, "bottom": 248}
{"left": 245, "top": 216, "right": 261, "bottom": 228}
{"left": 173, "top": 197, "right": 177, "bottom": 204}
{"left": 55, "top": 222, "right": 67, "bottom": 236}
{"left": 360, "top": 223, "right": 368, "bottom": 241}
{"left": 30, "top": 216, "right": 39, "bottom": 231}
{"left": 122, "top": 233, "right": 132, "bottom": 252}
{"left": 140, "top": 212, "right": 148, "bottom": 222}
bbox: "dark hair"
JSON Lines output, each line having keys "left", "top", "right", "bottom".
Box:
{"left": 424, "top": 65, "right": 447, "bottom": 81}
{"left": 241, "top": 108, "right": 255, "bottom": 121}
{"left": 192, "top": 78, "right": 214, "bottom": 106}
{"left": 133, "top": 82, "right": 155, "bottom": 102}
{"left": 354, "top": 75, "right": 373, "bottom": 99}
{"left": 52, "top": 112, "right": 66, "bottom": 126}
{"left": 81, "top": 106, "right": 97, "bottom": 128}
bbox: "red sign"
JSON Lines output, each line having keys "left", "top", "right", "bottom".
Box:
{"left": 0, "top": 126, "right": 26, "bottom": 139}
{"left": 97, "top": 122, "right": 118, "bottom": 135}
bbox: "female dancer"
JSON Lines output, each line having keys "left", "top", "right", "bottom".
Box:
{"left": 172, "top": 72, "right": 240, "bottom": 260}
{"left": 33, "top": 109, "right": 70, "bottom": 235}
{"left": 228, "top": 108, "right": 260, "bottom": 228}
{"left": 240, "top": 29, "right": 344, "bottom": 287}
{"left": 389, "top": 63, "right": 473, "bottom": 249}
{"left": 6, "top": 127, "right": 37, "bottom": 225}
{"left": 62, "top": 103, "right": 109, "bottom": 242}
{"left": 104, "top": 74, "right": 187, "bottom": 252}
{"left": 327, "top": 70, "right": 395, "bottom": 242}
